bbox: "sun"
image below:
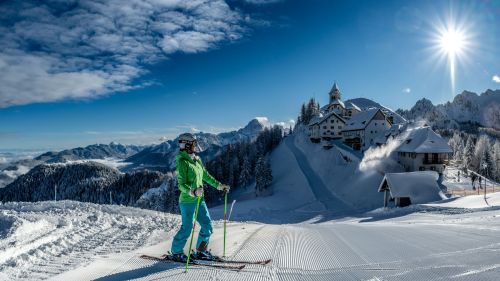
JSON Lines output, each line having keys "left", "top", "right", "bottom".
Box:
{"left": 431, "top": 18, "right": 472, "bottom": 95}
{"left": 439, "top": 28, "right": 466, "bottom": 56}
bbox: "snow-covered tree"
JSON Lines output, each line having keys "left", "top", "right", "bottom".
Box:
{"left": 493, "top": 140, "right": 500, "bottom": 181}
{"left": 239, "top": 156, "right": 252, "bottom": 188}
{"left": 255, "top": 156, "right": 273, "bottom": 196}
{"left": 480, "top": 148, "right": 494, "bottom": 179}
{"left": 463, "top": 136, "right": 475, "bottom": 170}
{"left": 473, "top": 135, "right": 489, "bottom": 171}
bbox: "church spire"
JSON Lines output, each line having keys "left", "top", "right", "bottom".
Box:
{"left": 329, "top": 81, "right": 341, "bottom": 103}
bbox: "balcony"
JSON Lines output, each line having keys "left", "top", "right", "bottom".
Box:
{"left": 423, "top": 159, "right": 449, "bottom": 165}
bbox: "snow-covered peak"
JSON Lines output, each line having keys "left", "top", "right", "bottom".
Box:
{"left": 398, "top": 89, "right": 500, "bottom": 130}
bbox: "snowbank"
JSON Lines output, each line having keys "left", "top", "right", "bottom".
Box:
{"left": 0, "top": 201, "right": 179, "bottom": 280}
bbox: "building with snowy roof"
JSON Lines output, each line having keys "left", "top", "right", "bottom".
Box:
{"left": 317, "top": 82, "right": 361, "bottom": 119}
{"left": 309, "top": 111, "right": 346, "bottom": 142}
{"left": 378, "top": 171, "right": 446, "bottom": 207}
{"left": 394, "top": 126, "right": 453, "bottom": 175}
{"left": 309, "top": 82, "right": 361, "bottom": 142}
{"left": 342, "top": 108, "right": 391, "bottom": 150}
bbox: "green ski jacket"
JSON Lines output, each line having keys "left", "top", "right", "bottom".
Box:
{"left": 175, "top": 150, "right": 220, "bottom": 203}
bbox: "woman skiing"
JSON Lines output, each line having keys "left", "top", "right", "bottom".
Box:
{"left": 170, "top": 133, "right": 230, "bottom": 262}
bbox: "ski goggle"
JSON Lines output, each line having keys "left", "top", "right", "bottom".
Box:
{"left": 179, "top": 140, "right": 204, "bottom": 152}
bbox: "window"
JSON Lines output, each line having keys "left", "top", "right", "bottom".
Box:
{"left": 370, "top": 131, "right": 373, "bottom": 133}
{"left": 419, "top": 166, "right": 425, "bottom": 171}
{"left": 339, "top": 132, "right": 342, "bottom": 135}
{"left": 338, "top": 126, "right": 342, "bottom": 129}
{"left": 323, "top": 126, "right": 327, "bottom": 129}
{"left": 330, "top": 126, "right": 334, "bottom": 129}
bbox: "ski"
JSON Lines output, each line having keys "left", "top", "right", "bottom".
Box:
{"left": 139, "top": 254, "right": 245, "bottom": 271}
{"left": 206, "top": 256, "right": 272, "bottom": 265}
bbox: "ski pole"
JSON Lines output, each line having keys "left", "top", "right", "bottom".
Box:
{"left": 185, "top": 195, "right": 202, "bottom": 273}
{"left": 223, "top": 190, "right": 228, "bottom": 258}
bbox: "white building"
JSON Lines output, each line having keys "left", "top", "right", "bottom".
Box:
{"left": 319, "top": 82, "right": 361, "bottom": 119}
{"left": 309, "top": 111, "right": 346, "bottom": 142}
{"left": 378, "top": 171, "right": 446, "bottom": 207}
{"left": 394, "top": 126, "right": 453, "bottom": 175}
{"left": 342, "top": 108, "right": 391, "bottom": 150}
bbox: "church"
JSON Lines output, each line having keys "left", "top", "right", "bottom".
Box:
{"left": 308, "top": 81, "right": 392, "bottom": 151}
{"left": 308, "top": 82, "right": 362, "bottom": 142}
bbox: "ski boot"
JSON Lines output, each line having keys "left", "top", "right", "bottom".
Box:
{"left": 193, "top": 241, "right": 217, "bottom": 261}
{"left": 169, "top": 252, "right": 188, "bottom": 263}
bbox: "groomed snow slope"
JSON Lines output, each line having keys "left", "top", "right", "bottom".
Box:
{"left": 52, "top": 193, "right": 500, "bottom": 281}
{"left": 3, "top": 133, "right": 500, "bottom": 280}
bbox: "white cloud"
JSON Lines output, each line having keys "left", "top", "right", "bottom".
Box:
{"left": 402, "top": 88, "right": 411, "bottom": 94}
{"left": 493, "top": 75, "right": 500, "bottom": 83}
{"left": 0, "top": 0, "right": 246, "bottom": 107}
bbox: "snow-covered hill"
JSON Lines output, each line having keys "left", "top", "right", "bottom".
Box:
{"left": 345, "top": 97, "right": 407, "bottom": 124}
{"left": 397, "top": 89, "right": 500, "bottom": 130}
{"left": 0, "top": 143, "right": 144, "bottom": 189}
{"left": 35, "top": 143, "right": 144, "bottom": 163}
{"left": 0, "top": 162, "right": 171, "bottom": 209}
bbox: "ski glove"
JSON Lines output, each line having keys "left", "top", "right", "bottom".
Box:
{"left": 189, "top": 187, "right": 204, "bottom": 197}
{"left": 217, "top": 184, "right": 230, "bottom": 192}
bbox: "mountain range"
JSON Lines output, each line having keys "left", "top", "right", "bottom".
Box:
{"left": 124, "top": 117, "right": 269, "bottom": 171}
{"left": 396, "top": 89, "right": 500, "bottom": 130}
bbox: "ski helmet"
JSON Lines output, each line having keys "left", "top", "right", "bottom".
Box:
{"left": 178, "top": 133, "right": 196, "bottom": 143}
{"left": 178, "top": 133, "right": 202, "bottom": 152}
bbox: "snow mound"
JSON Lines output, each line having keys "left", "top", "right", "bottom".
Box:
{"left": 0, "top": 201, "right": 178, "bottom": 280}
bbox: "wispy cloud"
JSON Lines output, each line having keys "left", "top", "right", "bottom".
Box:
{"left": 0, "top": 0, "right": 246, "bottom": 108}
{"left": 493, "top": 75, "right": 500, "bottom": 83}
{"left": 402, "top": 87, "right": 411, "bottom": 94}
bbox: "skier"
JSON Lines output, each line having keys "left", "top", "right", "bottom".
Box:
{"left": 471, "top": 174, "right": 477, "bottom": 190}
{"left": 170, "top": 133, "right": 230, "bottom": 263}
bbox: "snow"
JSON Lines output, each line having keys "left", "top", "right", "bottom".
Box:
{"left": 378, "top": 171, "right": 447, "bottom": 204}
{"left": 343, "top": 108, "right": 380, "bottom": 131}
{"left": 396, "top": 126, "right": 453, "bottom": 153}
{"left": 2, "top": 130, "right": 500, "bottom": 280}
{"left": 310, "top": 110, "right": 345, "bottom": 126}
{"left": 0, "top": 201, "right": 178, "bottom": 280}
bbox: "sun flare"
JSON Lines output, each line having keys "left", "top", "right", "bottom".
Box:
{"left": 432, "top": 19, "right": 471, "bottom": 95}
{"left": 439, "top": 28, "right": 465, "bottom": 55}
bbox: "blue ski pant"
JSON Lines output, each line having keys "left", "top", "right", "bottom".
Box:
{"left": 171, "top": 200, "right": 213, "bottom": 255}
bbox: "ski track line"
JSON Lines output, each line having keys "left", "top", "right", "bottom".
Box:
{"left": 285, "top": 137, "right": 351, "bottom": 212}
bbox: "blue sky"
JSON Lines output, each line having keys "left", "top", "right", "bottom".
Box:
{"left": 0, "top": 0, "right": 499, "bottom": 150}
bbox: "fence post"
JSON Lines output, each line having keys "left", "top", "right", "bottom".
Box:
{"left": 484, "top": 177, "right": 487, "bottom": 200}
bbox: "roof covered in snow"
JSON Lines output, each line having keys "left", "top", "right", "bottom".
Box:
{"left": 395, "top": 126, "right": 453, "bottom": 153}
{"left": 343, "top": 108, "right": 382, "bottom": 131}
{"left": 346, "top": 102, "right": 361, "bottom": 111}
{"left": 378, "top": 171, "right": 446, "bottom": 204}
{"left": 309, "top": 111, "right": 345, "bottom": 125}
{"left": 330, "top": 99, "right": 345, "bottom": 108}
